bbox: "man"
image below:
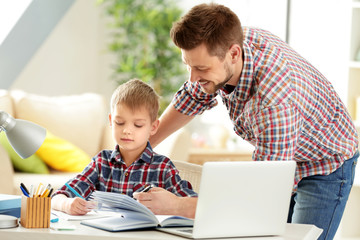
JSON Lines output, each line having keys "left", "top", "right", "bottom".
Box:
{"left": 134, "top": 3, "right": 359, "bottom": 239}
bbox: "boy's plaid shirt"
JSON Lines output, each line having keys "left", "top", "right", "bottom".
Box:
{"left": 53, "top": 142, "right": 198, "bottom": 198}
{"left": 173, "top": 27, "right": 358, "bottom": 191}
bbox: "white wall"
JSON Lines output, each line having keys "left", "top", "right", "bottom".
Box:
{"left": 10, "top": 0, "right": 288, "bottom": 103}
{"left": 288, "top": 0, "right": 352, "bottom": 102}
{"left": 10, "top": 0, "right": 116, "bottom": 106}
{"left": 179, "top": 0, "right": 288, "bottom": 41}
{"left": 0, "top": 1, "right": 32, "bottom": 45}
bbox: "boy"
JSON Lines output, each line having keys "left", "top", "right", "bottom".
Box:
{"left": 51, "top": 79, "right": 197, "bottom": 215}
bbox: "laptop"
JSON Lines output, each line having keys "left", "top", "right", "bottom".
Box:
{"left": 159, "top": 160, "right": 296, "bottom": 239}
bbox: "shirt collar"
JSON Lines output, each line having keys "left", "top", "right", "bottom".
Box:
{"left": 110, "top": 141, "right": 154, "bottom": 164}
{"left": 220, "top": 41, "right": 255, "bottom": 102}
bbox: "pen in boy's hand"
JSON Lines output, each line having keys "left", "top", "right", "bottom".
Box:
{"left": 65, "top": 182, "right": 85, "bottom": 199}
{"left": 141, "top": 184, "right": 153, "bottom": 193}
{"left": 133, "top": 184, "right": 153, "bottom": 200}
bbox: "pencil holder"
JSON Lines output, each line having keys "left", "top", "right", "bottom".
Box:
{"left": 20, "top": 196, "right": 51, "bottom": 228}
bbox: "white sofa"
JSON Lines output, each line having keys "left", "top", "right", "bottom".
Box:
{"left": 0, "top": 89, "right": 196, "bottom": 196}
{"left": 0, "top": 89, "right": 115, "bottom": 195}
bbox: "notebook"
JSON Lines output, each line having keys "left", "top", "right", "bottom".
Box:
{"left": 159, "top": 160, "right": 296, "bottom": 239}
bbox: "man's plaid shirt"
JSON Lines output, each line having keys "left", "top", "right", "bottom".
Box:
{"left": 173, "top": 27, "right": 358, "bottom": 191}
{"left": 53, "top": 142, "right": 198, "bottom": 199}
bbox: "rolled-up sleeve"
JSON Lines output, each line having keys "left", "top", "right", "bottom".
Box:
{"left": 172, "top": 81, "right": 218, "bottom": 116}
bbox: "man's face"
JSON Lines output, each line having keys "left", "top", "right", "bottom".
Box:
{"left": 181, "top": 44, "right": 234, "bottom": 94}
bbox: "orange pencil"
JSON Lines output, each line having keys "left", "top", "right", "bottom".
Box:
{"left": 35, "top": 183, "right": 43, "bottom": 197}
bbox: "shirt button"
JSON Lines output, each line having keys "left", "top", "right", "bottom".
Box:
{"left": 125, "top": 172, "right": 129, "bottom": 177}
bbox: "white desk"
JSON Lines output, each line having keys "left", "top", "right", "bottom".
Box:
{"left": 0, "top": 221, "right": 322, "bottom": 240}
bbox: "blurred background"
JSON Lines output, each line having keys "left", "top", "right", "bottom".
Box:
{"left": 1, "top": 1, "right": 360, "bottom": 238}
{"left": 0, "top": 0, "right": 359, "bottom": 152}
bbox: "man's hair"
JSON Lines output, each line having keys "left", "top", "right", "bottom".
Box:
{"left": 110, "top": 79, "right": 159, "bottom": 122}
{"left": 170, "top": 3, "right": 243, "bottom": 60}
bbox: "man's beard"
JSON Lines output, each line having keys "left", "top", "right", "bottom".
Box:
{"left": 202, "top": 61, "right": 233, "bottom": 94}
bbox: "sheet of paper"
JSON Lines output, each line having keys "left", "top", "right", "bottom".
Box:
{"left": 50, "top": 223, "right": 77, "bottom": 231}
{"left": 51, "top": 209, "right": 116, "bottom": 221}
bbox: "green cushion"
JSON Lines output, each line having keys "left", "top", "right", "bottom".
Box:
{"left": 0, "top": 132, "right": 49, "bottom": 174}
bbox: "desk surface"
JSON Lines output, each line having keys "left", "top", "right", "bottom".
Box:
{"left": 0, "top": 221, "right": 322, "bottom": 240}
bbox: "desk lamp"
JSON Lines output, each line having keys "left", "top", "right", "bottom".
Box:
{"left": 0, "top": 110, "right": 46, "bottom": 228}
{"left": 0, "top": 110, "right": 46, "bottom": 158}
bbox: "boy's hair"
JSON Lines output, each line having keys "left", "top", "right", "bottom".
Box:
{"left": 170, "top": 3, "right": 243, "bottom": 60}
{"left": 110, "top": 79, "right": 160, "bottom": 122}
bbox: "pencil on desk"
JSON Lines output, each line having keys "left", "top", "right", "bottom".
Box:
{"left": 41, "top": 184, "right": 51, "bottom": 198}
{"left": 20, "top": 185, "right": 30, "bottom": 197}
{"left": 35, "top": 183, "right": 43, "bottom": 197}
{"left": 47, "top": 188, "right": 53, "bottom": 198}
{"left": 29, "top": 185, "right": 33, "bottom": 197}
{"left": 41, "top": 189, "right": 49, "bottom": 198}
{"left": 20, "top": 183, "right": 29, "bottom": 195}
{"left": 39, "top": 185, "right": 45, "bottom": 197}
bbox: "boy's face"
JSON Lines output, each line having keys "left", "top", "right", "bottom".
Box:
{"left": 109, "top": 103, "right": 159, "bottom": 157}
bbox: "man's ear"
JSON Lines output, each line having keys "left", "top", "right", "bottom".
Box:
{"left": 150, "top": 119, "right": 160, "bottom": 135}
{"left": 108, "top": 113, "right": 112, "bottom": 127}
{"left": 229, "top": 44, "right": 242, "bottom": 63}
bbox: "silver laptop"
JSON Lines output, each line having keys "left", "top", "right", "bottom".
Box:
{"left": 159, "top": 160, "right": 296, "bottom": 239}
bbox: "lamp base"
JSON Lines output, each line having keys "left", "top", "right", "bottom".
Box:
{"left": 0, "top": 214, "right": 19, "bottom": 228}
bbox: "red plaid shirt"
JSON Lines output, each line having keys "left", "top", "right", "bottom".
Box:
{"left": 173, "top": 27, "right": 358, "bottom": 191}
{"left": 53, "top": 142, "right": 197, "bottom": 198}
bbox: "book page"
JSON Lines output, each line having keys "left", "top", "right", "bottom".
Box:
{"left": 155, "top": 215, "right": 194, "bottom": 227}
{"left": 81, "top": 214, "right": 157, "bottom": 231}
{"left": 91, "top": 191, "right": 156, "bottom": 221}
{"left": 80, "top": 192, "right": 195, "bottom": 231}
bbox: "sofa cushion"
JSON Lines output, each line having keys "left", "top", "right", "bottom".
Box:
{"left": 11, "top": 90, "right": 107, "bottom": 157}
{"left": 36, "top": 131, "right": 91, "bottom": 172}
{"left": 0, "top": 90, "right": 14, "bottom": 116}
{"left": 0, "top": 132, "right": 49, "bottom": 174}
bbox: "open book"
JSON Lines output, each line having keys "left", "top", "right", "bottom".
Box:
{"left": 80, "top": 191, "right": 194, "bottom": 232}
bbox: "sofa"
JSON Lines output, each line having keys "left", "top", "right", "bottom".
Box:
{"left": 0, "top": 89, "right": 114, "bottom": 195}
{"left": 0, "top": 89, "right": 198, "bottom": 196}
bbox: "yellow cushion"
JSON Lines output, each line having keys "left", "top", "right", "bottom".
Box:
{"left": 36, "top": 132, "right": 91, "bottom": 172}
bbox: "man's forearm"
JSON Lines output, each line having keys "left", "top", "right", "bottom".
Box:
{"left": 150, "top": 105, "right": 194, "bottom": 147}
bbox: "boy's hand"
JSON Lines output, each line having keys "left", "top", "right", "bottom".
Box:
{"left": 62, "top": 197, "right": 97, "bottom": 215}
